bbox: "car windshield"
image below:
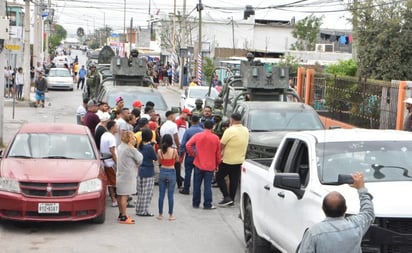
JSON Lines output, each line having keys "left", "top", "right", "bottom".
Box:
{"left": 7, "top": 133, "right": 95, "bottom": 160}
{"left": 49, "top": 69, "right": 71, "bottom": 77}
{"left": 107, "top": 92, "right": 167, "bottom": 110}
{"left": 317, "top": 141, "right": 412, "bottom": 183}
{"left": 189, "top": 88, "right": 218, "bottom": 99}
{"left": 248, "top": 110, "right": 324, "bottom": 132}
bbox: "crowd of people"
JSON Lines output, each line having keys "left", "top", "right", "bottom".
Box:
{"left": 77, "top": 94, "right": 249, "bottom": 224}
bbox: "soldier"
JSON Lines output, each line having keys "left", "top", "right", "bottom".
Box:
{"left": 191, "top": 98, "right": 204, "bottom": 116}
{"left": 212, "top": 109, "right": 224, "bottom": 139}
{"left": 86, "top": 64, "right": 100, "bottom": 99}
{"left": 213, "top": 97, "right": 224, "bottom": 112}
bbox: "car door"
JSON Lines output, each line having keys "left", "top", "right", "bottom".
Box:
{"left": 265, "top": 139, "right": 324, "bottom": 252}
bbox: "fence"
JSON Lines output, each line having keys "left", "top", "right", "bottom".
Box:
{"left": 296, "top": 71, "right": 400, "bottom": 129}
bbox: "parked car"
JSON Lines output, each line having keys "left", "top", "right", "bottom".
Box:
{"left": 46, "top": 68, "right": 74, "bottom": 91}
{"left": 53, "top": 55, "right": 71, "bottom": 68}
{"left": 180, "top": 86, "right": 219, "bottom": 110}
{"left": 234, "top": 101, "right": 324, "bottom": 158}
{"left": 0, "top": 123, "right": 109, "bottom": 223}
{"left": 241, "top": 129, "right": 412, "bottom": 252}
{"left": 96, "top": 84, "right": 169, "bottom": 121}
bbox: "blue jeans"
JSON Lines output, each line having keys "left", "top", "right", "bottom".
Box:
{"left": 183, "top": 156, "right": 195, "bottom": 192}
{"left": 158, "top": 168, "right": 176, "bottom": 215}
{"left": 193, "top": 167, "right": 214, "bottom": 208}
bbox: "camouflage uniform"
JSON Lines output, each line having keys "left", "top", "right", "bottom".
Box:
{"left": 86, "top": 67, "right": 100, "bottom": 98}
{"left": 212, "top": 109, "right": 224, "bottom": 139}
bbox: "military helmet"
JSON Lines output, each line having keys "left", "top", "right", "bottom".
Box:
{"left": 212, "top": 109, "right": 223, "bottom": 118}
{"left": 214, "top": 97, "right": 223, "bottom": 105}
{"left": 195, "top": 98, "right": 203, "bottom": 105}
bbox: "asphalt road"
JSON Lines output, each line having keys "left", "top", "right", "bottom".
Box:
{"left": 0, "top": 79, "right": 246, "bottom": 253}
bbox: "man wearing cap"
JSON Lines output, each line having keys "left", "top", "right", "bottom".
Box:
{"left": 132, "top": 100, "right": 143, "bottom": 111}
{"left": 179, "top": 114, "right": 204, "bottom": 195}
{"left": 94, "top": 112, "right": 111, "bottom": 150}
{"left": 212, "top": 109, "right": 224, "bottom": 139}
{"left": 110, "top": 96, "right": 125, "bottom": 120}
{"left": 404, "top": 98, "right": 412, "bottom": 131}
{"left": 175, "top": 108, "right": 192, "bottom": 142}
{"left": 83, "top": 100, "right": 100, "bottom": 136}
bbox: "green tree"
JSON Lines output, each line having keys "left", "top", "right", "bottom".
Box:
{"left": 351, "top": 0, "right": 412, "bottom": 80}
{"left": 48, "top": 24, "right": 67, "bottom": 55}
{"left": 291, "top": 15, "right": 323, "bottom": 51}
{"left": 203, "top": 57, "right": 215, "bottom": 84}
{"left": 325, "top": 59, "right": 358, "bottom": 77}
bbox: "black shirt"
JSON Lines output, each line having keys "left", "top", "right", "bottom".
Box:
{"left": 94, "top": 125, "right": 107, "bottom": 150}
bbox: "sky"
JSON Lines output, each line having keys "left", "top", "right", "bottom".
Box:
{"left": 15, "top": 0, "right": 353, "bottom": 35}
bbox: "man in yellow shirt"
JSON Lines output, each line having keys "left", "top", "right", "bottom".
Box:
{"left": 189, "top": 77, "right": 198, "bottom": 87}
{"left": 216, "top": 112, "right": 249, "bottom": 206}
{"left": 134, "top": 118, "right": 156, "bottom": 146}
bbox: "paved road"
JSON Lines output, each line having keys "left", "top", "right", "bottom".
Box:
{"left": 0, "top": 81, "right": 246, "bottom": 253}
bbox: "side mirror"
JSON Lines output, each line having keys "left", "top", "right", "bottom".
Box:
{"left": 100, "top": 153, "right": 112, "bottom": 161}
{"left": 273, "top": 173, "right": 305, "bottom": 199}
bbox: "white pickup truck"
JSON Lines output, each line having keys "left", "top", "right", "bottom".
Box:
{"left": 240, "top": 129, "right": 412, "bottom": 253}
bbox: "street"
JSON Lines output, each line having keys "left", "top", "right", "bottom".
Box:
{"left": 0, "top": 86, "right": 246, "bottom": 253}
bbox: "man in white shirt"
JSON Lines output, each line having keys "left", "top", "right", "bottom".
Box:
{"left": 114, "top": 107, "right": 130, "bottom": 146}
{"left": 100, "top": 120, "right": 118, "bottom": 207}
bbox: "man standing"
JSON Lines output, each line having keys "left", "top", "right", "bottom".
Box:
{"left": 160, "top": 111, "right": 183, "bottom": 188}
{"left": 115, "top": 108, "right": 131, "bottom": 146}
{"left": 100, "top": 120, "right": 119, "bottom": 207}
{"left": 76, "top": 97, "right": 90, "bottom": 125}
{"left": 186, "top": 120, "right": 221, "bottom": 209}
{"left": 217, "top": 112, "right": 249, "bottom": 206}
{"left": 77, "top": 65, "right": 87, "bottom": 90}
{"left": 403, "top": 98, "right": 412, "bottom": 131}
{"left": 83, "top": 100, "right": 100, "bottom": 136}
{"left": 86, "top": 64, "right": 100, "bottom": 98}
{"left": 175, "top": 108, "right": 191, "bottom": 142}
{"left": 34, "top": 72, "right": 48, "bottom": 108}
{"left": 201, "top": 106, "right": 214, "bottom": 126}
{"left": 179, "top": 115, "right": 204, "bottom": 195}
{"left": 94, "top": 112, "right": 111, "bottom": 151}
{"left": 298, "top": 173, "right": 374, "bottom": 253}
{"left": 111, "top": 96, "right": 125, "bottom": 120}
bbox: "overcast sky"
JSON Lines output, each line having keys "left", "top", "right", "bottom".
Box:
{"left": 16, "top": 0, "right": 353, "bottom": 35}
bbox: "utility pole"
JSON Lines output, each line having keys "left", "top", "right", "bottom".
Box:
{"left": 231, "top": 16, "right": 235, "bottom": 56}
{"left": 0, "top": 0, "right": 6, "bottom": 145}
{"left": 178, "top": 0, "right": 187, "bottom": 89}
{"left": 23, "top": 0, "right": 31, "bottom": 103}
{"left": 352, "top": 0, "right": 358, "bottom": 60}
{"left": 196, "top": 0, "right": 202, "bottom": 83}
{"left": 33, "top": 0, "right": 39, "bottom": 65}
{"left": 129, "top": 17, "right": 133, "bottom": 53}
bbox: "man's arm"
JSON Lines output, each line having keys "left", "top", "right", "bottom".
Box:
{"left": 109, "top": 146, "right": 117, "bottom": 164}
{"left": 347, "top": 172, "right": 375, "bottom": 235}
{"left": 173, "top": 133, "right": 180, "bottom": 151}
{"left": 185, "top": 135, "right": 196, "bottom": 157}
{"left": 297, "top": 229, "right": 316, "bottom": 253}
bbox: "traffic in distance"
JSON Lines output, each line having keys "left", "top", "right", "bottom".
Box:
{"left": 1, "top": 44, "right": 412, "bottom": 253}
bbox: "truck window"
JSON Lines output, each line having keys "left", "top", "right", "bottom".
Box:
{"left": 274, "top": 138, "right": 296, "bottom": 173}
{"left": 287, "top": 142, "right": 310, "bottom": 187}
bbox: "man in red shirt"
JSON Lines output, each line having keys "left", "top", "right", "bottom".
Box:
{"left": 186, "top": 120, "right": 221, "bottom": 209}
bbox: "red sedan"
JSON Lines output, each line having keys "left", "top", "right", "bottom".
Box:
{"left": 0, "top": 123, "right": 108, "bottom": 223}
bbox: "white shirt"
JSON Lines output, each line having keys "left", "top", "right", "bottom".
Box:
{"left": 15, "top": 72, "right": 24, "bottom": 85}
{"left": 160, "top": 120, "right": 178, "bottom": 147}
{"left": 100, "top": 132, "right": 116, "bottom": 167}
{"left": 115, "top": 118, "right": 128, "bottom": 146}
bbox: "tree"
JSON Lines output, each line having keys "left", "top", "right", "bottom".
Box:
{"left": 351, "top": 0, "right": 412, "bottom": 80}
{"left": 48, "top": 24, "right": 67, "bottom": 56}
{"left": 159, "top": 12, "right": 197, "bottom": 53}
{"left": 291, "top": 15, "right": 323, "bottom": 51}
{"left": 203, "top": 57, "right": 215, "bottom": 84}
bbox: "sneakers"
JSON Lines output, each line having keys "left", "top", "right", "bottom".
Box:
{"left": 203, "top": 205, "right": 217, "bottom": 210}
{"left": 218, "top": 197, "right": 233, "bottom": 207}
{"left": 111, "top": 201, "right": 118, "bottom": 207}
{"left": 179, "top": 189, "right": 190, "bottom": 195}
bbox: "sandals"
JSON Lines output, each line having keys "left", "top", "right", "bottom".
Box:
{"left": 119, "top": 215, "right": 135, "bottom": 224}
{"left": 156, "top": 215, "right": 163, "bottom": 220}
{"left": 168, "top": 215, "right": 176, "bottom": 221}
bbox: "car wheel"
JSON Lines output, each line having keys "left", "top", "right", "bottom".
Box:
{"left": 92, "top": 209, "right": 106, "bottom": 224}
{"left": 244, "top": 201, "right": 272, "bottom": 253}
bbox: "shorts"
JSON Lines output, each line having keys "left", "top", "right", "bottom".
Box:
{"left": 104, "top": 166, "right": 117, "bottom": 186}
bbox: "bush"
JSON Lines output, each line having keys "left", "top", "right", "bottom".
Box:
{"left": 325, "top": 59, "right": 357, "bottom": 77}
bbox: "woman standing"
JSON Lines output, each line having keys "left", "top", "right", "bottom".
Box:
{"left": 15, "top": 67, "right": 24, "bottom": 100}
{"left": 157, "top": 134, "right": 179, "bottom": 221}
{"left": 116, "top": 131, "right": 143, "bottom": 224}
{"left": 136, "top": 128, "right": 158, "bottom": 216}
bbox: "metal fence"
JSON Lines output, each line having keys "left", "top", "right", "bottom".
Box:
{"left": 307, "top": 75, "right": 398, "bottom": 129}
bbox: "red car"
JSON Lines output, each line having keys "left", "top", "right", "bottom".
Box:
{"left": 0, "top": 123, "right": 108, "bottom": 223}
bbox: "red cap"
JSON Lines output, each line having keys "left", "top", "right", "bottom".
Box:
{"left": 182, "top": 108, "right": 192, "bottom": 115}
{"left": 132, "top": 100, "right": 143, "bottom": 108}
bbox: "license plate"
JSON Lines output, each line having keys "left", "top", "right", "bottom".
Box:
{"left": 38, "top": 203, "right": 59, "bottom": 213}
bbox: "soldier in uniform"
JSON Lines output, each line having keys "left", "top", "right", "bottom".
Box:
{"left": 86, "top": 64, "right": 100, "bottom": 99}
{"left": 213, "top": 97, "right": 224, "bottom": 112}
{"left": 191, "top": 98, "right": 204, "bottom": 116}
{"left": 212, "top": 109, "right": 224, "bottom": 139}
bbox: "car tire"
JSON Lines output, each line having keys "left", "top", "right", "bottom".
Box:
{"left": 244, "top": 201, "right": 272, "bottom": 253}
{"left": 92, "top": 209, "right": 106, "bottom": 224}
